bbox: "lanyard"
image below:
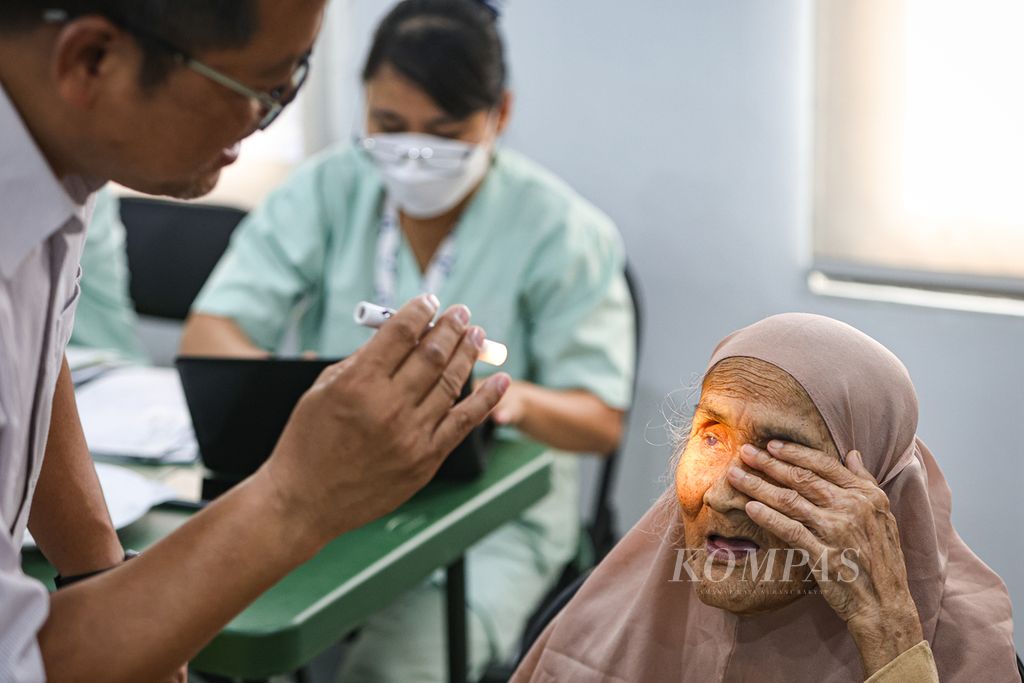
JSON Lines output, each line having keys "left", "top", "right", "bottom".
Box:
{"left": 374, "top": 199, "right": 457, "bottom": 310}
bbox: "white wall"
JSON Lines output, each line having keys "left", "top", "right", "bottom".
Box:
{"left": 312, "top": 0, "right": 1023, "bottom": 651}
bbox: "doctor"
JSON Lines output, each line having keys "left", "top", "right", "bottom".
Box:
{"left": 0, "top": 1, "right": 506, "bottom": 681}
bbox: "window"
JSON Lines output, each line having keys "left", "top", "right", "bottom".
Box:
{"left": 812, "top": 0, "right": 1024, "bottom": 298}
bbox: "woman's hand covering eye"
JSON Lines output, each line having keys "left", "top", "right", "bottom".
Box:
{"left": 727, "top": 441, "right": 925, "bottom": 677}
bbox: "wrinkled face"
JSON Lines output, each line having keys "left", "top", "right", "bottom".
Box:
{"left": 364, "top": 63, "right": 509, "bottom": 142}
{"left": 87, "top": 0, "right": 325, "bottom": 198}
{"left": 674, "top": 357, "right": 839, "bottom": 615}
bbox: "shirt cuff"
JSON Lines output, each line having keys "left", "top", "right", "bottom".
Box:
{"left": 864, "top": 641, "right": 938, "bottom": 683}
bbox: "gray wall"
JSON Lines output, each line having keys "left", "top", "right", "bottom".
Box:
{"left": 497, "top": 0, "right": 1024, "bottom": 648}
{"left": 316, "top": 0, "right": 1023, "bottom": 651}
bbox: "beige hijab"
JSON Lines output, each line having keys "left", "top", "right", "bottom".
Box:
{"left": 513, "top": 313, "right": 1016, "bottom": 682}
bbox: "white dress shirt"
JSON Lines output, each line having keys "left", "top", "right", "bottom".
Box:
{"left": 0, "top": 84, "right": 95, "bottom": 683}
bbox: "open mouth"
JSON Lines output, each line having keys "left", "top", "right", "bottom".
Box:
{"left": 706, "top": 534, "right": 761, "bottom": 557}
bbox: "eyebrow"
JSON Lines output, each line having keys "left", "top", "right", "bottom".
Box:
{"left": 426, "top": 114, "right": 467, "bottom": 128}
{"left": 694, "top": 403, "right": 816, "bottom": 448}
{"left": 369, "top": 108, "right": 403, "bottom": 120}
{"left": 367, "top": 109, "right": 468, "bottom": 133}
{"left": 368, "top": 109, "right": 409, "bottom": 128}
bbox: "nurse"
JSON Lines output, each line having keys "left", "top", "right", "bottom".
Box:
{"left": 70, "top": 188, "right": 147, "bottom": 361}
{"left": 180, "top": 0, "right": 635, "bottom": 678}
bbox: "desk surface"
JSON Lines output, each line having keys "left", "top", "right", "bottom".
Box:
{"left": 22, "top": 440, "right": 552, "bottom": 679}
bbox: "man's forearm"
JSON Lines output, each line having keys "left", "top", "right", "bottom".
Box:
{"left": 28, "top": 357, "right": 123, "bottom": 576}
{"left": 39, "top": 467, "right": 321, "bottom": 683}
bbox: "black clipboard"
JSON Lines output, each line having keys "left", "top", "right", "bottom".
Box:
{"left": 176, "top": 356, "right": 491, "bottom": 500}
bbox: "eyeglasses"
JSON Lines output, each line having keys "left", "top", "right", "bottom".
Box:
{"left": 355, "top": 134, "right": 475, "bottom": 172}
{"left": 42, "top": 8, "right": 311, "bottom": 130}
{"left": 184, "top": 54, "right": 309, "bottom": 130}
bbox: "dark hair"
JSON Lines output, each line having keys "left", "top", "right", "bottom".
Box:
{"left": 362, "top": 0, "right": 507, "bottom": 120}
{"left": 0, "top": 0, "right": 258, "bottom": 87}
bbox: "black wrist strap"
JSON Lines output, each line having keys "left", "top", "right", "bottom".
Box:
{"left": 53, "top": 549, "right": 139, "bottom": 589}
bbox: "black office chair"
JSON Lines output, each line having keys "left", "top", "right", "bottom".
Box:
{"left": 1017, "top": 652, "right": 1023, "bottom": 681}
{"left": 516, "top": 568, "right": 592, "bottom": 665}
{"left": 585, "top": 264, "right": 643, "bottom": 564}
{"left": 120, "top": 196, "right": 247, "bottom": 321}
{"left": 481, "top": 265, "right": 644, "bottom": 682}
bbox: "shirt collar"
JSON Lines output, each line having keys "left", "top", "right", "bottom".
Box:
{"left": 0, "top": 83, "right": 96, "bottom": 279}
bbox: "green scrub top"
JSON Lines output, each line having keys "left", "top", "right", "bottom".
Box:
{"left": 70, "top": 188, "right": 147, "bottom": 362}
{"left": 193, "top": 146, "right": 635, "bottom": 570}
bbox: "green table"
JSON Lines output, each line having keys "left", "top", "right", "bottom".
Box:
{"left": 22, "top": 440, "right": 552, "bottom": 682}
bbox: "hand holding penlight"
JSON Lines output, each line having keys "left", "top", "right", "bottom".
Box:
{"left": 354, "top": 301, "right": 508, "bottom": 367}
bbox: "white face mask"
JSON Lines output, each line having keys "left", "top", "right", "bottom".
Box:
{"left": 360, "top": 130, "right": 494, "bottom": 219}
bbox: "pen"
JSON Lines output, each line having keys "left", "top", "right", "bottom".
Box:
{"left": 354, "top": 301, "right": 508, "bottom": 367}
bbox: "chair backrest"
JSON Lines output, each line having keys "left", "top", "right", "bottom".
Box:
{"left": 586, "top": 263, "right": 643, "bottom": 562}
{"left": 479, "top": 264, "right": 645, "bottom": 683}
{"left": 520, "top": 568, "right": 592, "bottom": 660}
{"left": 120, "top": 197, "right": 246, "bottom": 321}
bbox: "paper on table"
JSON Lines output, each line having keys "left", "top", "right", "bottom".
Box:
{"left": 65, "top": 345, "right": 130, "bottom": 386}
{"left": 23, "top": 463, "right": 177, "bottom": 548}
{"left": 75, "top": 366, "right": 199, "bottom": 464}
{"left": 65, "top": 345, "right": 123, "bottom": 370}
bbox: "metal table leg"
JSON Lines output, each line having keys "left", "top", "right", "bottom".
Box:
{"left": 446, "top": 556, "right": 468, "bottom": 683}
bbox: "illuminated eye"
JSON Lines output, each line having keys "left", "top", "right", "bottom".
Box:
{"left": 702, "top": 433, "right": 720, "bottom": 448}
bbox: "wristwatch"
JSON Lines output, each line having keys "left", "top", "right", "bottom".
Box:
{"left": 53, "top": 549, "right": 140, "bottom": 589}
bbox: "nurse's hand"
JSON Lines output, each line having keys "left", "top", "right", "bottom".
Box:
{"left": 490, "top": 381, "right": 527, "bottom": 426}
{"left": 260, "top": 294, "right": 509, "bottom": 550}
{"left": 728, "top": 442, "right": 923, "bottom": 677}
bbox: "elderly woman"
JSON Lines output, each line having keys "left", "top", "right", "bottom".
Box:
{"left": 512, "top": 313, "right": 1017, "bottom": 682}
